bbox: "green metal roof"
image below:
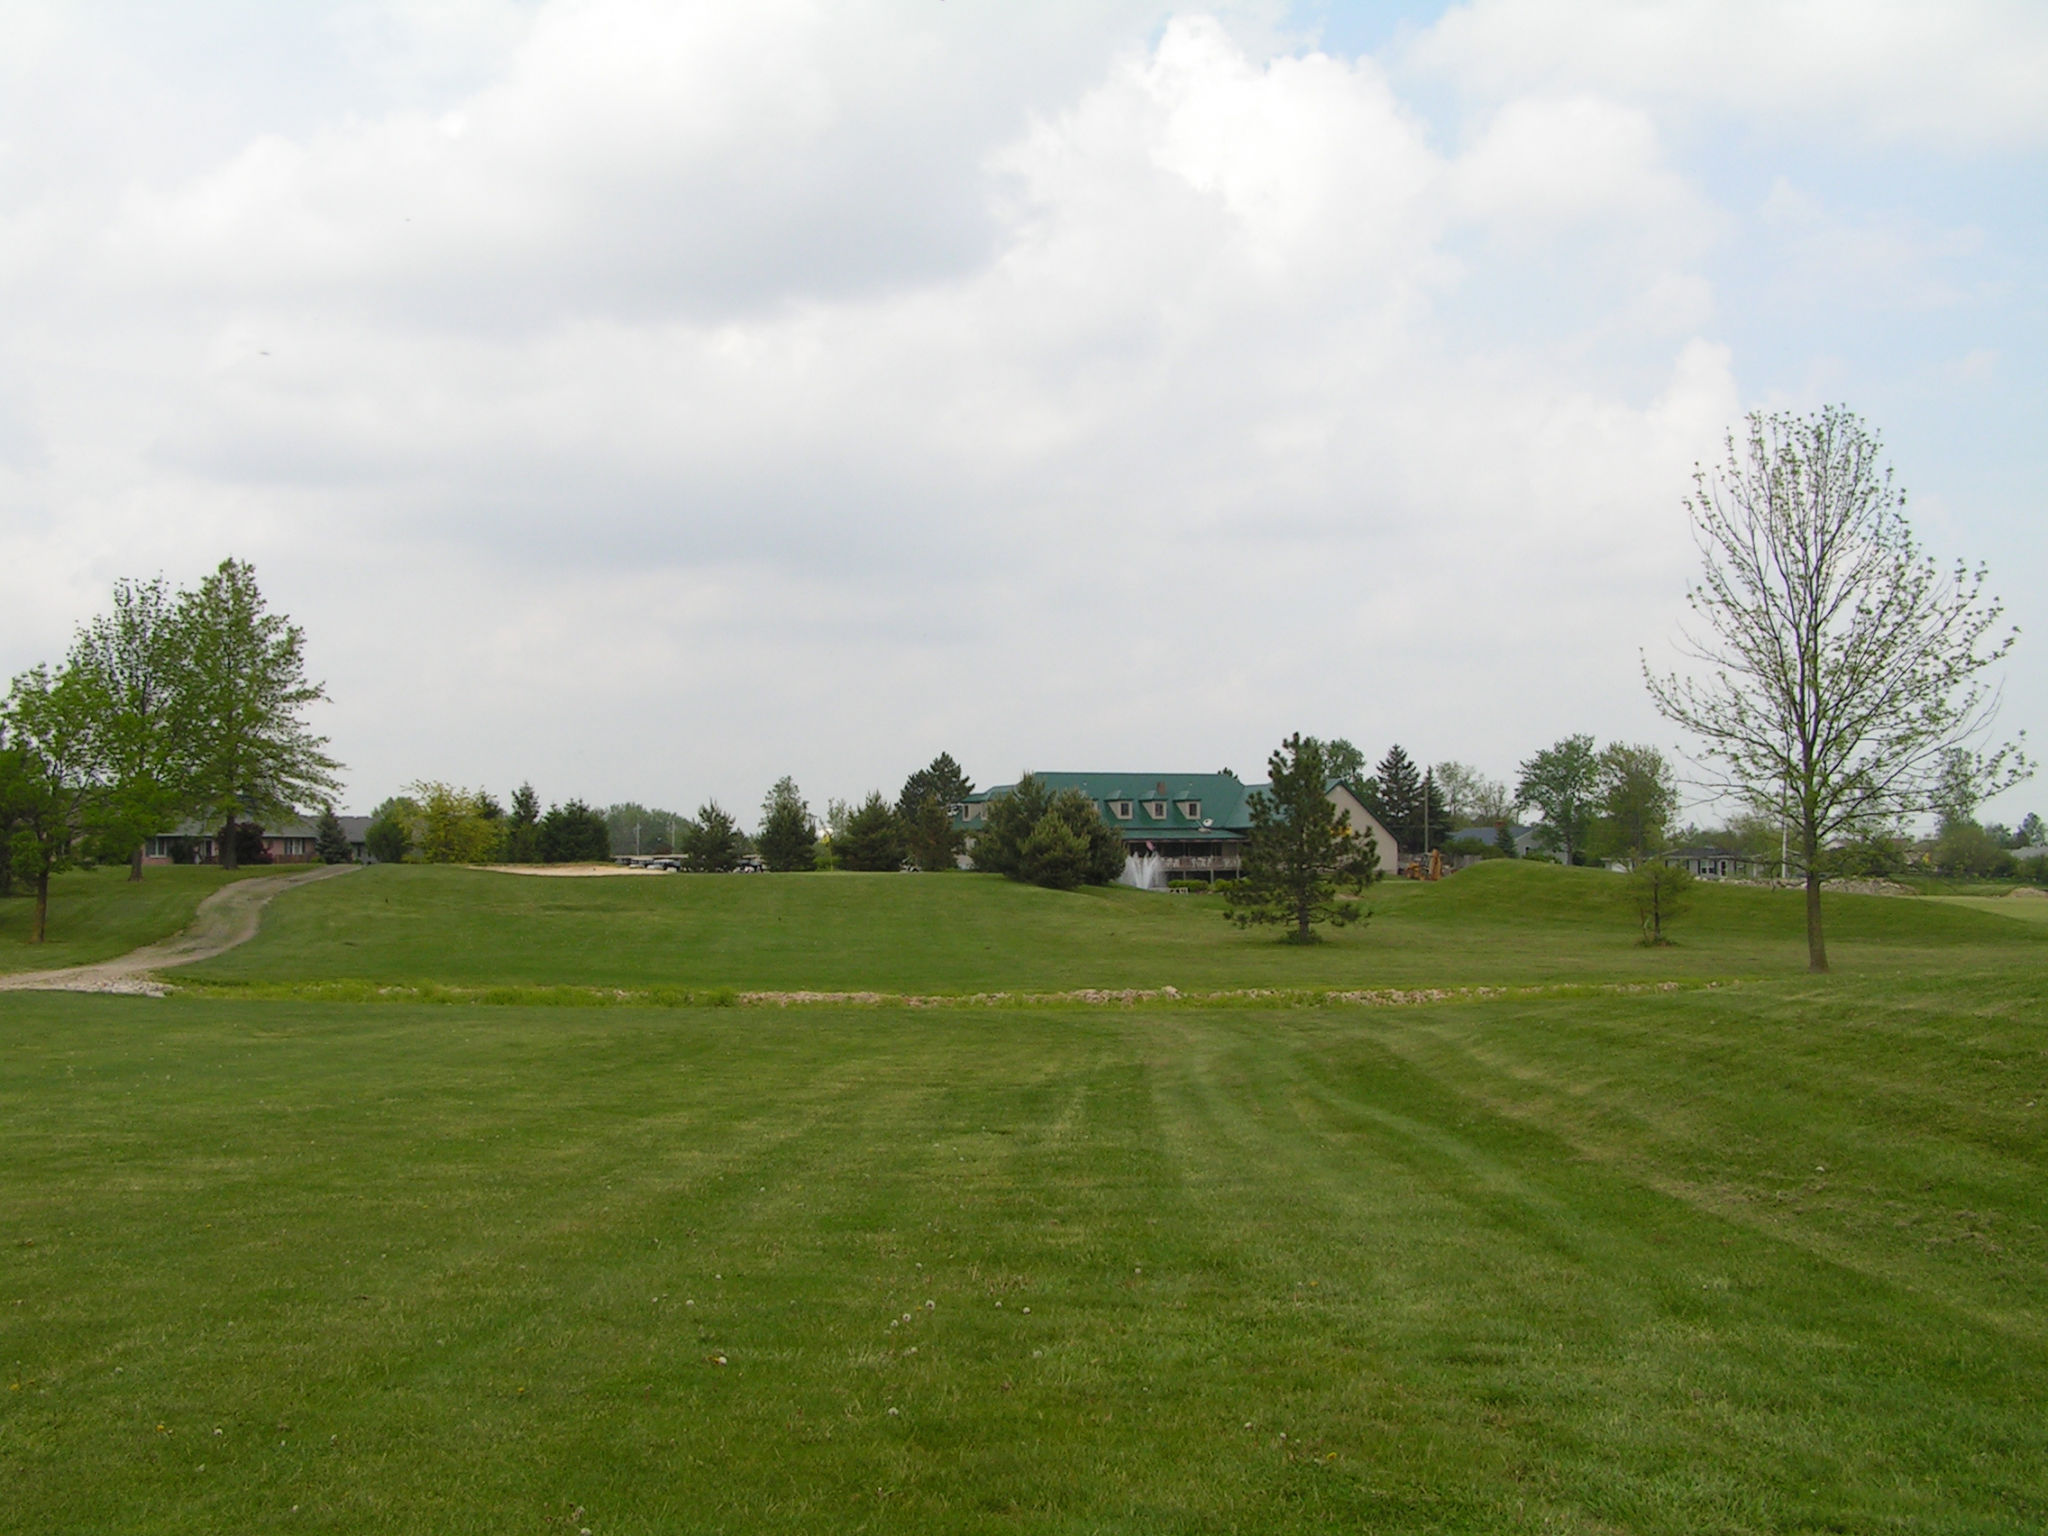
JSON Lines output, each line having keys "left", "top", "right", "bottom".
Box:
{"left": 961, "top": 772, "right": 1253, "bottom": 837}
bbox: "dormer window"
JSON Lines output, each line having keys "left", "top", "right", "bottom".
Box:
{"left": 1108, "top": 800, "right": 1134, "bottom": 820}
{"left": 1177, "top": 800, "right": 1200, "bottom": 819}
{"left": 1143, "top": 800, "right": 1168, "bottom": 820}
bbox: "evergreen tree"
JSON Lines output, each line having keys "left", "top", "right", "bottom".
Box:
{"left": 505, "top": 783, "right": 541, "bottom": 863}
{"left": 365, "top": 796, "right": 417, "bottom": 864}
{"left": 1361, "top": 744, "right": 1445, "bottom": 854}
{"left": 834, "top": 791, "right": 904, "bottom": 871}
{"left": 680, "top": 800, "right": 743, "bottom": 872}
{"left": 314, "top": 804, "right": 354, "bottom": 864}
{"left": 971, "top": 775, "right": 1052, "bottom": 878}
{"left": 897, "top": 752, "right": 975, "bottom": 818}
{"left": 537, "top": 799, "right": 611, "bottom": 863}
{"left": 1226, "top": 734, "right": 1379, "bottom": 943}
{"left": 757, "top": 777, "right": 818, "bottom": 872}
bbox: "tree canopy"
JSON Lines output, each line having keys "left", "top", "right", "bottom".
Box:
{"left": 834, "top": 792, "right": 905, "bottom": 872}
{"left": 180, "top": 559, "right": 341, "bottom": 869}
{"left": 1647, "top": 406, "right": 2028, "bottom": 970}
{"left": 1516, "top": 735, "right": 1600, "bottom": 865}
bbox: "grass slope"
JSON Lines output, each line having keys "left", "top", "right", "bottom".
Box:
{"left": 185, "top": 861, "right": 2048, "bottom": 994}
{"left": 0, "top": 866, "right": 272, "bottom": 975}
{"left": 2, "top": 976, "right": 2042, "bottom": 1533}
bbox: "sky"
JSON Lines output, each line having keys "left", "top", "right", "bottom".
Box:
{"left": 2, "top": 0, "right": 2042, "bottom": 829}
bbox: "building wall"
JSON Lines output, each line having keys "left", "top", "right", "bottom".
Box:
{"left": 1326, "top": 785, "right": 1401, "bottom": 875}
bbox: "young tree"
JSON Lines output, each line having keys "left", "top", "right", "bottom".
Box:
{"left": 537, "top": 799, "right": 611, "bottom": 863}
{"left": 833, "top": 792, "right": 904, "bottom": 872}
{"left": 504, "top": 783, "right": 542, "bottom": 863}
{"left": 757, "top": 777, "right": 819, "bottom": 872}
{"left": 681, "top": 801, "right": 743, "bottom": 872}
{"left": 1593, "top": 743, "right": 1679, "bottom": 867}
{"left": 1627, "top": 862, "right": 1694, "bottom": 946}
{"left": 1647, "top": 406, "right": 2028, "bottom": 971}
{"left": 1226, "top": 733, "right": 1379, "bottom": 943}
{"left": 313, "top": 805, "right": 354, "bottom": 864}
{"left": 1014, "top": 789, "right": 1124, "bottom": 889}
{"left": 1, "top": 667, "right": 105, "bottom": 943}
{"left": 1516, "top": 734, "right": 1600, "bottom": 865}
{"left": 179, "top": 559, "right": 342, "bottom": 870}
{"left": 63, "top": 577, "right": 193, "bottom": 880}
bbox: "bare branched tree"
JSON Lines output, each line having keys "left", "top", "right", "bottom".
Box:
{"left": 1646, "top": 406, "right": 2027, "bottom": 972}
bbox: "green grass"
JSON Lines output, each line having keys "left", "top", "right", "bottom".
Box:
{"left": 2, "top": 976, "right": 2043, "bottom": 1533}
{"left": 0, "top": 866, "right": 272, "bottom": 974}
{"left": 182, "top": 860, "right": 2048, "bottom": 994}
{"left": 5, "top": 862, "right": 2045, "bottom": 1530}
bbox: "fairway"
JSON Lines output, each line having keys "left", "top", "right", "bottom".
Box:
{"left": 2, "top": 868, "right": 2045, "bottom": 1532}
{"left": 180, "top": 860, "right": 2048, "bottom": 994}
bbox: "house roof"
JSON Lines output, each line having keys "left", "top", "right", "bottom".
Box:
{"left": 160, "top": 815, "right": 372, "bottom": 841}
{"left": 963, "top": 773, "right": 1253, "bottom": 836}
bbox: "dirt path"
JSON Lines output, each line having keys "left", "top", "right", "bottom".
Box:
{"left": 0, "top": 863, "right": 359, "bottom": 997}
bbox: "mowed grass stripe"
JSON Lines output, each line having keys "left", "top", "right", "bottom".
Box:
{"left": 4, "top": 974, "right": 2044, "bottom": 1530}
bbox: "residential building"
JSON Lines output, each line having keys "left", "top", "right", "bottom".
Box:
{"left": 953, "top": 772, "right": 1398, "bottom": 885}
{"left": 145, "top": 816, "right": 372, "bottom": 865}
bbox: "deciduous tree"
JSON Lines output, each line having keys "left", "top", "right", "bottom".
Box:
{"left": 179, "top": 559, "right": 341, "bottom": 870}
{"left": 1592, "top": 743, "right": 1679, "bottom": 867}
{"left": 1647, "top": 406, "right": 2028, "bottom": 971}
{"left": 63, "top": 577, "right": 193, "bottom": 880}
{"left": 1226, "top": 733, "right": 1379, "bottom": 943}
{"left": 1, "top": 666, "right": 104, "bottom": 942}
{"left": 1516, "top": 734, "right": 1599, "bottom": 866}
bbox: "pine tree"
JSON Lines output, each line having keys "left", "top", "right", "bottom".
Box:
{"left": 314, "top": 804, "right": 354, "bottom": 864}
{"left": 757, "top": 777, "right": 818, "bottom": 872}
{"left": 681, "top": 801, "right": 743, "bottom": 872}
{"left": 835, "top": 792, "right": 905, "bottom": 872}
{"left": 1225, "top": 734, "right": 1379, "bottom": 942}
{"left": 505, "top": 784, "right": 541, "bottom": 863}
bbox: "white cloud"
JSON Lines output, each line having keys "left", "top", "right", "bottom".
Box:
{"left": 6, "top": 5, "right": 2031, "bottom": 817}
{"left": 1409, "top": 0, "right": 2048, "bottom": 152}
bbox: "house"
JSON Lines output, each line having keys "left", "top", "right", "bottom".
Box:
{"left": 953, "top": 772, "right": 1399, "bottom": 886}
{"left": 1442, "top": 822, "right": 1546, "bottom": 865}
{"left": 145, "top": 815, "right": 373, "bottom": 866}
{"left": 1660, "top": 845, "right": 1767, "bottom": 880}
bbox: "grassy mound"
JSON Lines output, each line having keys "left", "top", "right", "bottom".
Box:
{"left": 181, "top": 859, "right": 2048, "bottom": 995}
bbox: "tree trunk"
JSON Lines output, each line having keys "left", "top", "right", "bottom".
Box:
{"left": 1804, "top": 870, "right": 1828, "bottom": 973}
{"left": 31, "top": 868, "right": 49, "bottom": 944}
{"left": 130, "top": 840, "right": 145, "bottom": 882}
{"left": 219, "top": 816, "right": 238, "bottom": 871}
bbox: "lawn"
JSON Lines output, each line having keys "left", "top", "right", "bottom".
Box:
{"left": 180, "top": 860, "right": 2048, "bottom": 994}
{"left": 2, "top": 865, "right": 2043, "bottom": 1532}
{"left": 0, "top": 866, "right": 273, "bottom": 975}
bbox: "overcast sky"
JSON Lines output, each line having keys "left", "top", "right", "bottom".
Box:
{"left": 2, "top": 0, "right": 2042, "bottom": 827}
